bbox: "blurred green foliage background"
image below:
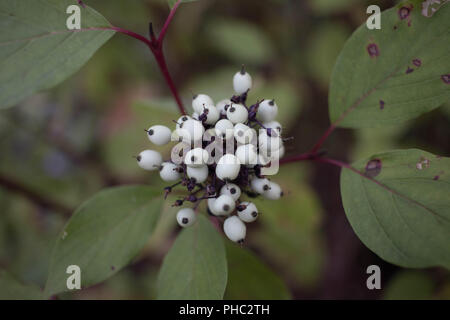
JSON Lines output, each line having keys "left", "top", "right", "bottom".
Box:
{"left": 0, "top": 0, "right": 449, "bottom": 299}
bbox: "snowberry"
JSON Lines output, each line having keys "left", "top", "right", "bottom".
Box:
{"left": 215, "top": 119, "right": 234, "bottom": 140}
{"left": 235, "top": 144, "right": 258, "bottom": 165}
{"left": 233, "top": 68, "right": 252, "bottom": 94}
{"left": 258, "top": 130, "right": 282, "bottom": 154}
{"left": 223, "top": 216, "right": 246, "bottom": 243}
{"left": 263, "top": 121, "right": 282, "bottom": 134}
{"left": 176, "top": 208, "right": 196, "bottom": 227}
{"left": 226, "top": 103, "right": 248, "bottom": 124}
{"left": 216, "top": 154, "right": 241, "bottom": 181}
{"left": 136, "top": 150, "right": 163, "bottom": 171}
{"left": 265, "top": 144, "right": 285, "bottom": 161}
{"left": 185, "top": 148, "right": 209, "bottom": 167}
{"left": 176, "top": 119, "right": 204, "bottom": 143}
{"left": 159, "top": 162, "right": 181, "bottom": 181}
{"left": 237, "top": 202, "right": 258, "bottom": 223}
{"left": 192, "top": 94, "right": 214, "bottom": 114}
{"left": 207, "top": 198, "right": 220, "bottom": 216}
{"left": 176, "top": 115, "right": 191, "bottom": 129}
{"left": 146, "top": 125, "right": 171, "bottom": 145}
{"left": 262, "top": 181, "right": 283, "bottom": 200}
{"left": 234, "top": 123, "right": 254, "bottom": 145}
{"left": 186, "top": 165, "right": 209, "bottom": 183}
{"left": 214, "top": 194, "right": 236, "bottom": 216}
{"left": 216, "top": 99, "right": 231, "bottom": 115}
{"left": 250, "top": 177, "right": 271, "bottom": 194}
{"left": 220, "top": 183, "right": 241, "bottom": 201}
{"left": 257, "top": 99, "right": 278, "bottom": 122}
{"left": 200, "top": 104, "right": 220, "bottom": 125}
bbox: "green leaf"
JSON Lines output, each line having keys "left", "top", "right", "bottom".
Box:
{"left": 383, "top": 270, "right": 434, "bottom": 300}
{"left": 329, "top": 4, "right": 450, "bottom": 128}
{"left": 340, "top": 149, "right": 450, "bottom": 268}
{"left": 0, "top": 270, "right": 44, "bottom": 299}
{"left": 168, "top": 0, "right": 198, "bottom": 9}
{"left": 0, "top": 0, "right": 115, "bottom": 109}
{"left": 157, "top": 215, "right": 227, "bottom": 299}
{"left": 44, "top": 185, "right": 163, "bottom": 296}
{"left": 225, "top": 243, "right": 291, "bottom": 300}
{"left": 206, "top": 18, "right": 275, "bottom": 65}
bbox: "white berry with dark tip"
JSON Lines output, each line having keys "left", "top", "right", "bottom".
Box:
{"left": 223, "top": 216, "right": 246, "bottom": 243}
{"left": 237, "top": 202, "right": 258, "bottom": 222}
{"left": 176, "top": 115, "right": 191, "bottom": 129}
{"left": 185, "top": 148, "right": 209, "bottom": 167}
{"left": 235, "top": 144, "right": 258, "bottom": 165}
{"left": 214, "top": 194, "right": 236, "bottom": 216}
{"left": 263, "top": 121, "right": 282, "bottom": 134}
{"left": 192, "top": 94, "right": 214, "bottom": 114}
{"left": 263, "top": 181, "right": 283, "bottom": 200}
{"left": 233, "top": 67, "right": 252, "bottom": 94}
{"left": 257, "top": 99, "right": 278, "bottom": 122}
{"left": 216, "top": 99, "right": 231, "bottom": 115}
{"left": 201, "top": 104, "right": 220, "bottom": 125}
{"left": 176, "top": 119, "right": 204, "bottom": 143}
{"left": 234, "top": 123, "right": 254, "bottom": 145}
{"left": 250, "top": 177, "right": 271, "bottom": 194}
{"left": 186, "top": 165, "right": 209, "bottom": 183}
{"left": 216, "top": 154, "right": 241, "bottom": 181}
{"left": 136, "top": 150, "right": 163, "bottom": 171}
{"left": 146, "top": 125, "right": 172, "bottom": 145}
{"left": 220, "top": 183, "right": 241, "bottom": 201}
{"left": 226, "top": 103, "right": 248, "bottom": 124}
{"left": 159, "top": 162, "right": 181, "bottom": 181}
{"left": 176, "top": 208, "right": 196, "bottom": 227}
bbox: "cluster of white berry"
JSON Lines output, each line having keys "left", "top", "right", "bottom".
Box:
{"left": 135, "top": 67, "right": 285, "bottom": 244}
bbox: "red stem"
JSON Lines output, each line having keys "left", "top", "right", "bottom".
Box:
{"left": 101, "top": 1, "right": 186, "bottom": 115}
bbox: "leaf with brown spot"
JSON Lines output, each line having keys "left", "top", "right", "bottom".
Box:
{"left": 341, "top": 149, "right": 450, "bottom": 268}
{"left": 329, "top": 3, "right": 450, "bottom": 128}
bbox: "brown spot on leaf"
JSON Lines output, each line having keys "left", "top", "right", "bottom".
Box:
{"left": 406, "top": 66, "right": 414, "bottom": 74}
{"left": 379, "top": 100, "right": 385, "bottom": 110}
{"left": 111, "top": 266, "right": 116, "bottom": 271}
{"left": 412, "top": 59, "right": 421, "bottom": 67}
{"left": 441, "top": 74, "right": 450, "bottom": 84}
{"left": 433, "top": 175, "right": 439, "bottom": 180}
{"left": 365, "top": 159, "right": 382, "bottom": 178}
{"left": 367, "top": 43, "right": 379, "bottom": 58}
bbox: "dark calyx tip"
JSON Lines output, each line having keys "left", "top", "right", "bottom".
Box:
{"left": 182, "top": 218, "right": 189, "bottom": 224}
{"left": 192, "top": 94, "right": 198, "bottom": 100}
{"left": 240, "top": 65, "right": 246, "bottom": 75}
{"left": 237, "top": 239, "right": 244, "bottom": 244}
{"left": 223, "top": 204, "right": 230, "bottom": 211}
{"left": 269, "top": 99, "right": 275, "bottom": 106}
{"left": 230, "top": 188, "right": 236, "bottom": 194}
{"left": 251, "top": 211, "right": 258, "bottom": 217}
{"left": 136, "top": 155, "right": 141, "bottom": 162}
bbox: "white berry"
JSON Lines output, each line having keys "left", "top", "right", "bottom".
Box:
{"left": 258, "top": 130, "right": 282, "bottom": 154}
{"left": 176, "top": 208, "right": 196, "bottom": 227}
{"left": 234, "top": 123, "right": 255, "bottom": 145}
{"left": 215, "top": 119, "right": 234, "bottom": 140}
{"left": 262, "top": 181, "right": 283, "bottom": 200}
{"left": 250, "top": 177, "right": 271, "bottom": 194}
{"left": 263, "top": 121, "right": 282, "bottom": 134}
{"left": 213, "top": 194, "right": 236, "bottom": 216}
{"left": 201, "top": 104, "right": 220, "bottom": 125}
{"left": 237, "top": 202, "right": 258, "bottom": 223}
{"left": 223, "top": 216, "right": 246, "bottom": 243}
{"left": 186, "top": 165, "right": 209, "bottom": 183}
{"left": 235, "top": 144, "right": 258, "bottom": 165}
{"left": 185, "top": 148, "right": 209, "bottom": 168}
{"left": 176, "top": 115, "right": 191, "bottom": 129}
{"left": 136, "top": 150, "right": 163, "bottom": 171}
{"left": 159, "top": 162, "right": 181, "bottom": 181}
{"left": 192, "top": 94, "right": 214, "bottom": 114}
{"left": 176, "top": 119, "right": 204, "bottom": 143}
{"left": 216, "top": 154, "right": 241, "bottom": 181}
{"left": 208, "top": 198, "right": 220, "bottom": 216}
{"left": 220, "top": 183, "right": 241, "bottom": 201}
{"left": 216, "top": 99, "right": 231, "bottom": 115}
{"left": 226, "top": 103, "right": 248, "bottom": 124}
{"left": 257, "top": 99, "right": 278, "bottom": 122}
{"left": 146, "top": 125, "right": 171, "bottom": 145}
{"left": 233, "top": 68, "right": 252, "bottom": 94}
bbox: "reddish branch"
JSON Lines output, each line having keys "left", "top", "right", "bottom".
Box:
{"left": 106, "top": 0, "right": 186, "bottom": 115}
